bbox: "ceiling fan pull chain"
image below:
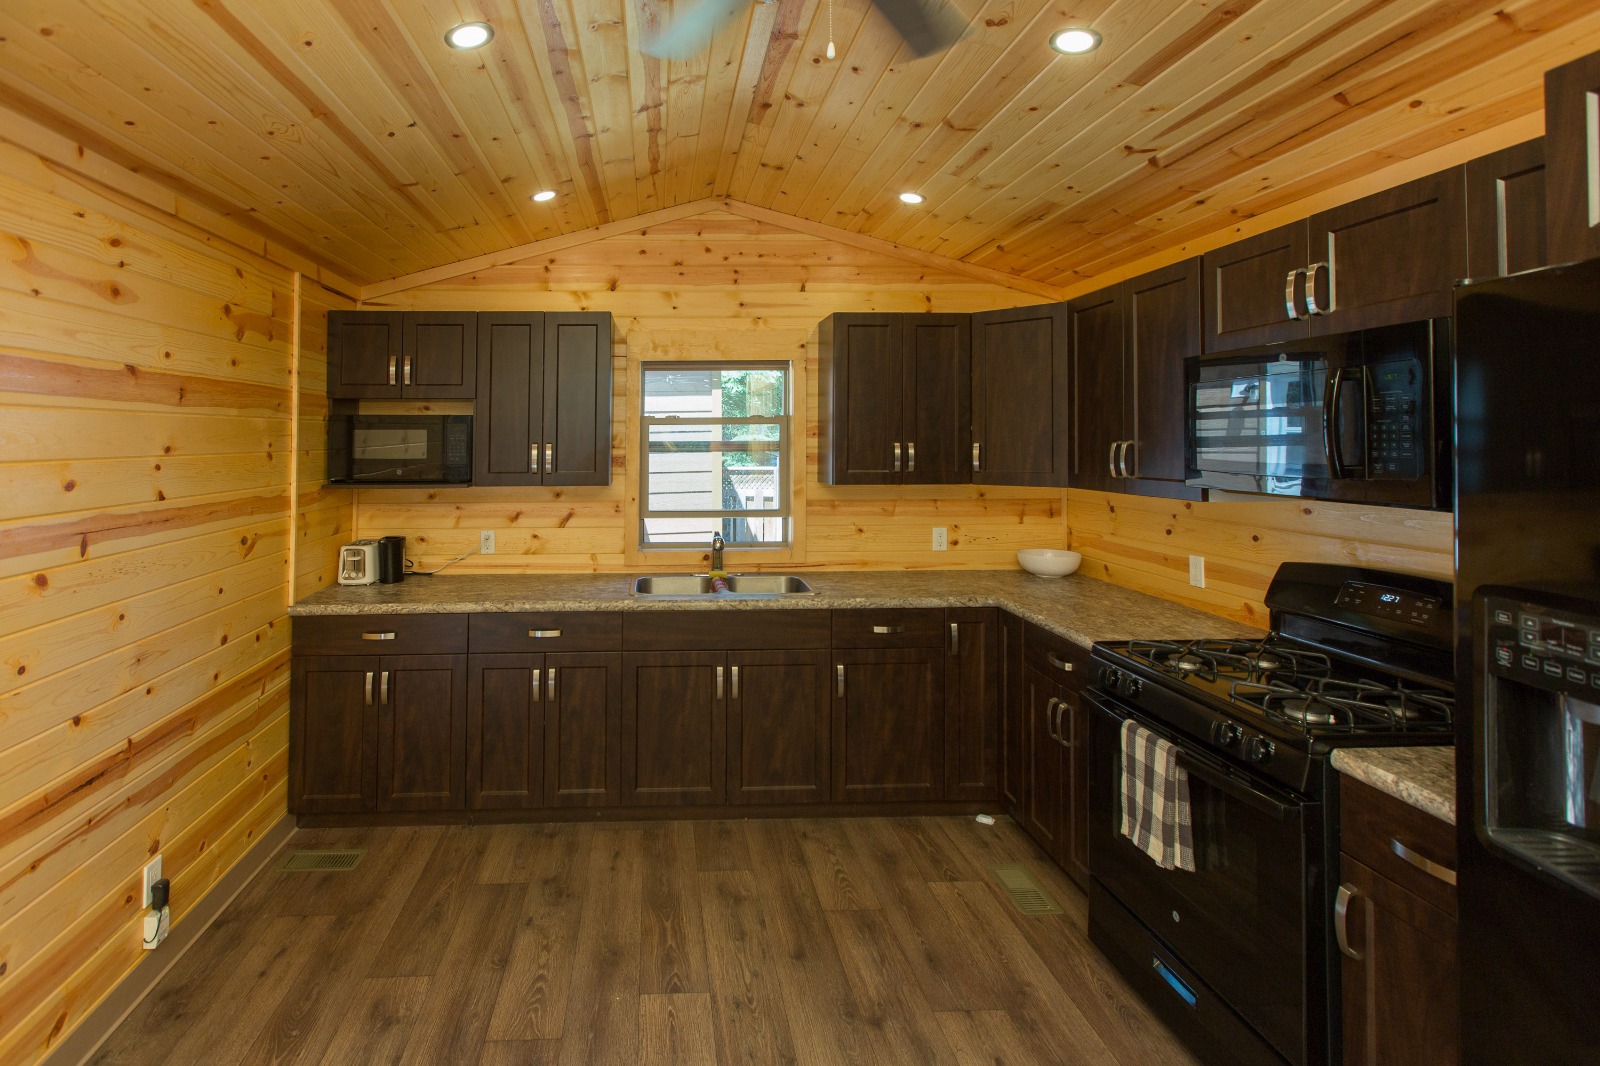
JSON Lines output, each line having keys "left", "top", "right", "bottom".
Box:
{"left": 826, "top": 0, "right": 836, "bottom": 59}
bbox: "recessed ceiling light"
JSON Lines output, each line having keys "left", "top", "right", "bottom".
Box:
{"left": 445, "top": 22, "right": 494, "bottom": 49}
{"left": 531, "top": 189, "right": 558, "bottom": 202}
{"left": 1049, "top": 28, "right": 1101, "bottom": 55}
{"left": 899, "top": 192, "right": 925, "bottom": 205}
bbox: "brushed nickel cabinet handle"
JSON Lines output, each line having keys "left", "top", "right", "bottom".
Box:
{"left": 1108, "top": 440, "right": 1119, "bottom": 478}
{"left": 547, "top": 668, "right": 556, "bottom": 702}
{"left": 1305, "top": 261, "right": 1331, "bottom": 316}
{"left": 530, "top": 444, "right": 540, "bottom": 473}
{"left": 387, "top": 354, "right": 397, "bottom": 385}
{"left": 949, "top": 622, "right": 959, "bottom": 656}
{"left": 1390, "top": 838, "right": 1457, "bottom": 886}
{"left": 364, "top": 671, "right": 374, "bottom": 707}
{"left": 1334, "top": 883, "right": 1362, "bottom": 960}
{"left": 528, "top": 629, "right": 562, "bottom": 638}
{"left": 1047, "top": 653, "right": 1074, "bottom": 672}
{"left": 402, "top": 354, "right": 413, "bottom": 386}
{"left": 1045, "top": 697, "right": 1061, "bottom": 741}
{"left": 531, "top": 668, "right": 542, "bottom": 703}
{"left": 730, "top": 665, "right": 740, "bottom": 700}
{"left": 379, "top": 671, "right": 389, "bottom": 705}
{"left": 716, "top": 665, "right": 725, "bottom": 701}
{"left": 1123, "top": 440, "right": 1137, "bottom": 478}
{"left": 836, "top": 664, "right": 845, "bottom": 699}
{"left": 893, "top": 442, "right": 902, "bottom": 473}
{"left": 1286, "top": 268, "right": 1306, "bottom": 320}
{"left": 972, "top": 442, "right": 981, "bottom": 473}
{"left": 362, "top": 631, "right": 397, "bottom": 641}
{"left": 871, "top": 625, "right": 906, "bottom": 635}
{"left": 545, "top": 443, "right": 554, "bottom": 473}
{"left": 906, "top": 441, "right": 915, "bottom": 473}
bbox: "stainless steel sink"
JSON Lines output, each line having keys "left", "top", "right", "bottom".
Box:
{"left": 631, "top": 574, "right": 815, "bottom": 597}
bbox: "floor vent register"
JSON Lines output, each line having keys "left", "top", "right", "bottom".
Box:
{"left": 988, "top": 863, "right": 1064, "bottom": 915}
{"left": 280, "top": 849, "right": 365, "bottom": 872}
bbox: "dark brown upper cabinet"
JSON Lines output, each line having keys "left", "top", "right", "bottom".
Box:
{"left": 1202, "top": 169, "right": 1465, "bottom": 352}
{"left": 1466, "top": 138, "right": 1548, "bottom": 280}
{"left": 328, "top": 310, "right": 476, "bottom": 399}
{"left": 474, "top": 311, "right": 613, "bottom": 487}
{"left": 1545, "top": 50, "right": 1600, "bottom": 265}
{"left": 818, "top": 313, "right": 970, "bottom": 485}
{"left": 971, "top": 303, "right": 1070, "bottom": 486}
{"left": 1070, "top": 259, "right": 1203, "bottom": 500}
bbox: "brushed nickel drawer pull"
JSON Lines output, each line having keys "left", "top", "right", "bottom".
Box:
{"left": 836, "top": 664, "right": 845, "bottom": 698}
{"left": 362, "top": 632, "right": 397, "bottom": 641}
{"left": 730, "top": 665, "right": 740, "bottom": 699}
{"left": 364, "top": 671, "right": 374, "bottom": 707}
{"left": 1389, "top": 838, "right": 1456, "bottom": 886}
{"left": 872, "top": 625, "right": 906, "bottom": 635}
{"left": 716, "top": 665, "right": 725, "bottom": 701}
{"left": 1334, "top": 883, "right": 1362, "bottom": 960}
{"left": 528, "top": 629, "right": 563, "bottom": 638}
{"left": 1047, "top": 652, "right": 1074, "bottom": 672}
{"left": 547, "top": 668, "right": 557, "bottom": 702}
{"left": 379, "top": 671, "right": 389, "bottom": 705}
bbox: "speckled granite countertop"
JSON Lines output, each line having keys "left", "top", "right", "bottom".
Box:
{"left": 1331, "top": 746, "right": 1456, "bottom": 824}
{"left": 290, "top": 570, "right": 1263, "bottom": 649}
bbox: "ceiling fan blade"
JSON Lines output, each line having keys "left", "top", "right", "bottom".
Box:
{"left": 643, "top": 0, "right": 751, "bottom": 59}
{"left": 866, "top": 0, "right": 966, "bottom": 57}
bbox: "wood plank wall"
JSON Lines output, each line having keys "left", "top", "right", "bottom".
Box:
{"left": 361, "top": 212, "right": 1063, "bottom": 572}
{"left": 0, "top": 129, "right": 302, "bottom": 1063}
{"left": 295, "top": 280, "right": 355, "bottom": 598}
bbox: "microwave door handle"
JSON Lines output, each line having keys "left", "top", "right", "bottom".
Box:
{"left": 1323, "top": 367, "right": 1345, "bottom": 479}
{"left": 1174, "top": 752, "right": 1296, "bottom": 820}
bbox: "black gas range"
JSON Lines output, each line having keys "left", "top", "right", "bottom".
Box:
{"left": 1085, "top": 563, "right": 1454, "bottom": 1066}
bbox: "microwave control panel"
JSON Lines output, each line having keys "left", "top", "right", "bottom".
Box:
{"left": 1484, "top": 595, "right": 1600, "bottom": 697}
{"left": 1365, "top": 357, "right": 1425, "bottom": 479}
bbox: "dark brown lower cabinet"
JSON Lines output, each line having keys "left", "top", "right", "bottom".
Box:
{"left": 832, "top": 647, "right": 943, "bottom": 803}
{"left": 1018, "top": 625, "right": 1091, "bottom": 888}
{"left": 1020, "top": 662, "right": 1063, "bottom": 856}
{"left": 998, "top": 611, "right": 1026, "bottom": 815}
{"left": 944, "top": 608, "right": 999, "bottom": 802}
{"left": 726, "top": 649, "right": 831, "bottom": 804}
{"left": 293, "top": 655, "right": 379, "bottom": 815}
{"left": 467, "top": 652, "right": 622, "bottom": 809}
{"left": 622, "top": 652, "right": 727, "bottom": 806}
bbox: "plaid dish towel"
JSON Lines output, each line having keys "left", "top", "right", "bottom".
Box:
{"left": 1119, "top": 718, "right": 1196, "bottom": 872}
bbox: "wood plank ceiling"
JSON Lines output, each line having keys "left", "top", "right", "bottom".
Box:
{"left": 1, "top": 0, "right": 1598, "bottom": 293}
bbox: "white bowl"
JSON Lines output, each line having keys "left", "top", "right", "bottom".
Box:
{"left": 1017, "top": 548, "right": 1082, "bottom": 578}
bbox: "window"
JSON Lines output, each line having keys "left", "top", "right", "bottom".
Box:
{"left": 640, "top": 363, "right": 790, "bottom": 548}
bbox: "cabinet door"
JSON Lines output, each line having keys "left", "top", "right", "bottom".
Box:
{"left": 328, "top": 311, "right": 403, "bottom": 398}
{"left": 403, "top": 312, "right": 476, "bottom": 398}
{"left": 904, "top": 315, "right": 971, "bottom": 484}
{"left": 820, "top": 314, "right": 905, "bottom": 484}
{"left": 832, "top": 648, "right": 943, "bottom": 803}
{"left": 1124, "top": 258, "right": 1201, "bottom": 491}
{"left": 376, "top": 654, "right": 467, "bottom": 811}
{"left": 1466, "top": 138, "right": 1547, "bottom": 279}
{"left": 1020, "top": 664, "right": 1063, "bottom": 855}
{"left": 943, "top": 608, "right": 998, "bottom": 802}
{"left": 1060, "top": 688, "right": 1090, "bottom": 889}
{"left": 971, "top": 303, "right": 1069, "bottom": 486}
{"left": 726, "top": 649, "right": 830, "bottom": 804}
{"left": 1309, "top": 168, "right": 1465, "bottom": 331}
{"left": 543, "top": 313, "right": 612, "bottom": 486}
{"left": 1068, "top": 285, "right": 1125, "bottom": 493}
{"left": 1546, "top": 50, "right": 1600, "bottom": 264}
{"left": 475, "top": 312, "right": 545, "bottom": 486}
{"left": 1339, "top": 856, "right": 1459, "bottom": 1066}
{"left": 623, "top": 652, "right": 726, "bottom": 806}
{"left": 467, "top": 654, "right": 545, "bottom": 809}
{"left": 544, "top": 653, "right": 623, "bottom": 807}
{"left": 997, "top": 612, "right": 1025, "bottom": 817}
{"left": 1202, "top": 222, "right": 1310, "bottom": 353}
{"left": 292, "top": 655, "right": 378, "bottom": 813}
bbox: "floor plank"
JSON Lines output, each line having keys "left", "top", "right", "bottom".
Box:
{"left": 700, "top": 869, "right": 801, "bottom": 1066}
{"left": 797, "top": 821, "right": 881, "bottom": 912}
{"left": 399, "top": 882, "right": 525, "bottom": 1066}
{"left": 555, "top": 828, "right": 644, "bottom": 1066}
{"left": 485, "top": 823, "right": 591, "bottom": 1041}
{"left": 825, "top": 906, "right": 961, "bottom": 1066}
{"left": 639, "top": 992, "right": 717, "bottom": 1066}
{"left": 315, "top": 976, "right": 429, "bottom": 1066}
{"left": 692, "top": 819, "right": 751, "bottom": 871}
{"left": 936, "top": 1009, "right": 1053, "bottom": 1066}
{"left": 639, "top": 822, "right": 711, "bottom": 996}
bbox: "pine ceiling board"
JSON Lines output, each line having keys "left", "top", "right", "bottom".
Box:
{"left": 690, "top": 5, "right": 763, "bottom": 203}
{"left": 523, "top": 0, "right": 615, "bottom": 225}
{"left": 721, "top": 0, "right": 815, "bottom": 198}
{"left": 659, "top": 16, "right": 711, "bottom": 207}
{"left": 710, "top": 0, "right": 784, "bottom": 194}
{"left": 555, "top": 0, "right": 644, "bottom": 220}
{"left": 625, "top": 0, "right": 672, "bottom": 214}
{"left": 0, "top": 8, "right": 406, "bottom": 282}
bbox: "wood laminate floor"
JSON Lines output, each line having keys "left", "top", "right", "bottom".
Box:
{"left": 91, "top": 816, "right": 1201, "bottom": 1066}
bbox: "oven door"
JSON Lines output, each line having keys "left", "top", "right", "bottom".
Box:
{"left": 1087, "top": 692, "right": 1319, "bottom": 1066}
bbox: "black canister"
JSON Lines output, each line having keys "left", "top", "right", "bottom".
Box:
{"left": 377, "top": 535, "right": 406, "bottom": 583}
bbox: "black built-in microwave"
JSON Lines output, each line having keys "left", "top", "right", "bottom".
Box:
{"left": 330, "top": 414, "right": 472, "bottom": 484}
{"left": 1185, "top": 318, "right": 1452, "bottom": 509}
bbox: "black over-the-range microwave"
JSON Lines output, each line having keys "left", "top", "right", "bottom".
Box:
{"left": 1184, "top": 318, "right": 1452, "bottom": 510}
{"left": 329, "top": 414, "right": 473, "bottom": 484}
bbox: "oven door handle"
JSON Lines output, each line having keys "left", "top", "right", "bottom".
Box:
{"left": 1173, "top": 752, "right": 1297, "bottom": 821}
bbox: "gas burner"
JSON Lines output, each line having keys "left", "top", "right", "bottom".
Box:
{"left": 1277, "top": 696, "right": 1342, "bottom": 726}
{"left": 1172, "top": 653, "right": 1209, "bottom": 674}
{"left": 1252, "top": 650, "right": 1289, "bottom": 672}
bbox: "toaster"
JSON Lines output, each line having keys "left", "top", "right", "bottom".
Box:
{"left": 337, "top": 540, "right": 381, "bottom": 585}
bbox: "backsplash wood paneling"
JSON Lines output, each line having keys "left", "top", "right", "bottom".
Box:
{"left": 0, "top": 129, "right": 295, "bottom": 1064}
{"left": 294, "top": 279, "right": 355, "bottom": 599}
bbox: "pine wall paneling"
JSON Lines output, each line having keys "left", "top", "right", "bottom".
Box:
{"left": 0, "top": 125, "right": 304, "bottom": 1064}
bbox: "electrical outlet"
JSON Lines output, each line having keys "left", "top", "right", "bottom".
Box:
{"left": 479, "top": 530, "right": 495, "bottom": 555}
{"left": 932, "top": 527, "right": 948, "bottom": 552}
{"left": 143, "top": 855, "right": 162, "bottom": 909}
{"left": 1189, "top": 555, "right": 1206, "bottom": 588}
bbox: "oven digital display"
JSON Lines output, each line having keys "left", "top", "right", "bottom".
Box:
{"left": 1334, "top": 581, "right": 1441, "bottom": 627}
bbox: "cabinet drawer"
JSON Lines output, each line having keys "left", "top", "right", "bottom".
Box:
{"left": 470, "top": 612, "right": 621, "bottom": 653}
{"left": 293, "top": 614, "right": 468, "bottom": 656}
{"left": 1022, "top": 623, "right": 1088, "bottom": 681}
{"left": 832, "top": 609, "right": 944, "bottom": 648}
{"left": 622, "top": 610, "right": 830, "bottom": 651}
{"left": 1340, "top": 776, "right": 1457, "bottom": 916}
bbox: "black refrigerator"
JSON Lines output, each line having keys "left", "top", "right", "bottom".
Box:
{"left": 1454, "top": 255, "right": 1600, "bottom": 1064}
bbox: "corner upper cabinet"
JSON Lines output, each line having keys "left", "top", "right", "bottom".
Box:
{"left": 475, "top": 311, "right": 613, "bottom": 487}
{"left": 1545, "top": 50, "right": 1600, "bottom": 264}
{"left": 971, "top": 303, "right": 1070, "bottom": 486}
{"left": 1465, "top": 138, "right": 1548, "bottom": 279}
{"left": 818, "top": 313, "right": 970, "bottom": 485}
{"left": 1202, "top": 222, "right": 1311, "bottom": 353}
{"left": 328, "top": 311, "right": 476, "bottom": 399}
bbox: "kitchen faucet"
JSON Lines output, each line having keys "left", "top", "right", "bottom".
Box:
{"left": 710, "top": 532, "right": 725, "bottom": 572}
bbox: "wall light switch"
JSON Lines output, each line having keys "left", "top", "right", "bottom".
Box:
{"left": 932, "top": 527, "right": 948, "bottom": 552}
{"left": 479, "top": 530, "right": 495, "bottom": 554}
{"left": 1189, "top": 555, "right": 1206, "bottom": 588}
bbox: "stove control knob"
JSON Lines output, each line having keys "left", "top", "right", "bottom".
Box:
{"left": 1100, "top": 666, "right": 1119, "bottom": 688}
{"left": 1244, "top": 736, "right": 1275, "bottom": 764}
{"left": 1212, "top": 721, "right": 1242, "bottom": 748}
{"left": 1126, "top": 676, "right": 1142, "bottom": 697}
